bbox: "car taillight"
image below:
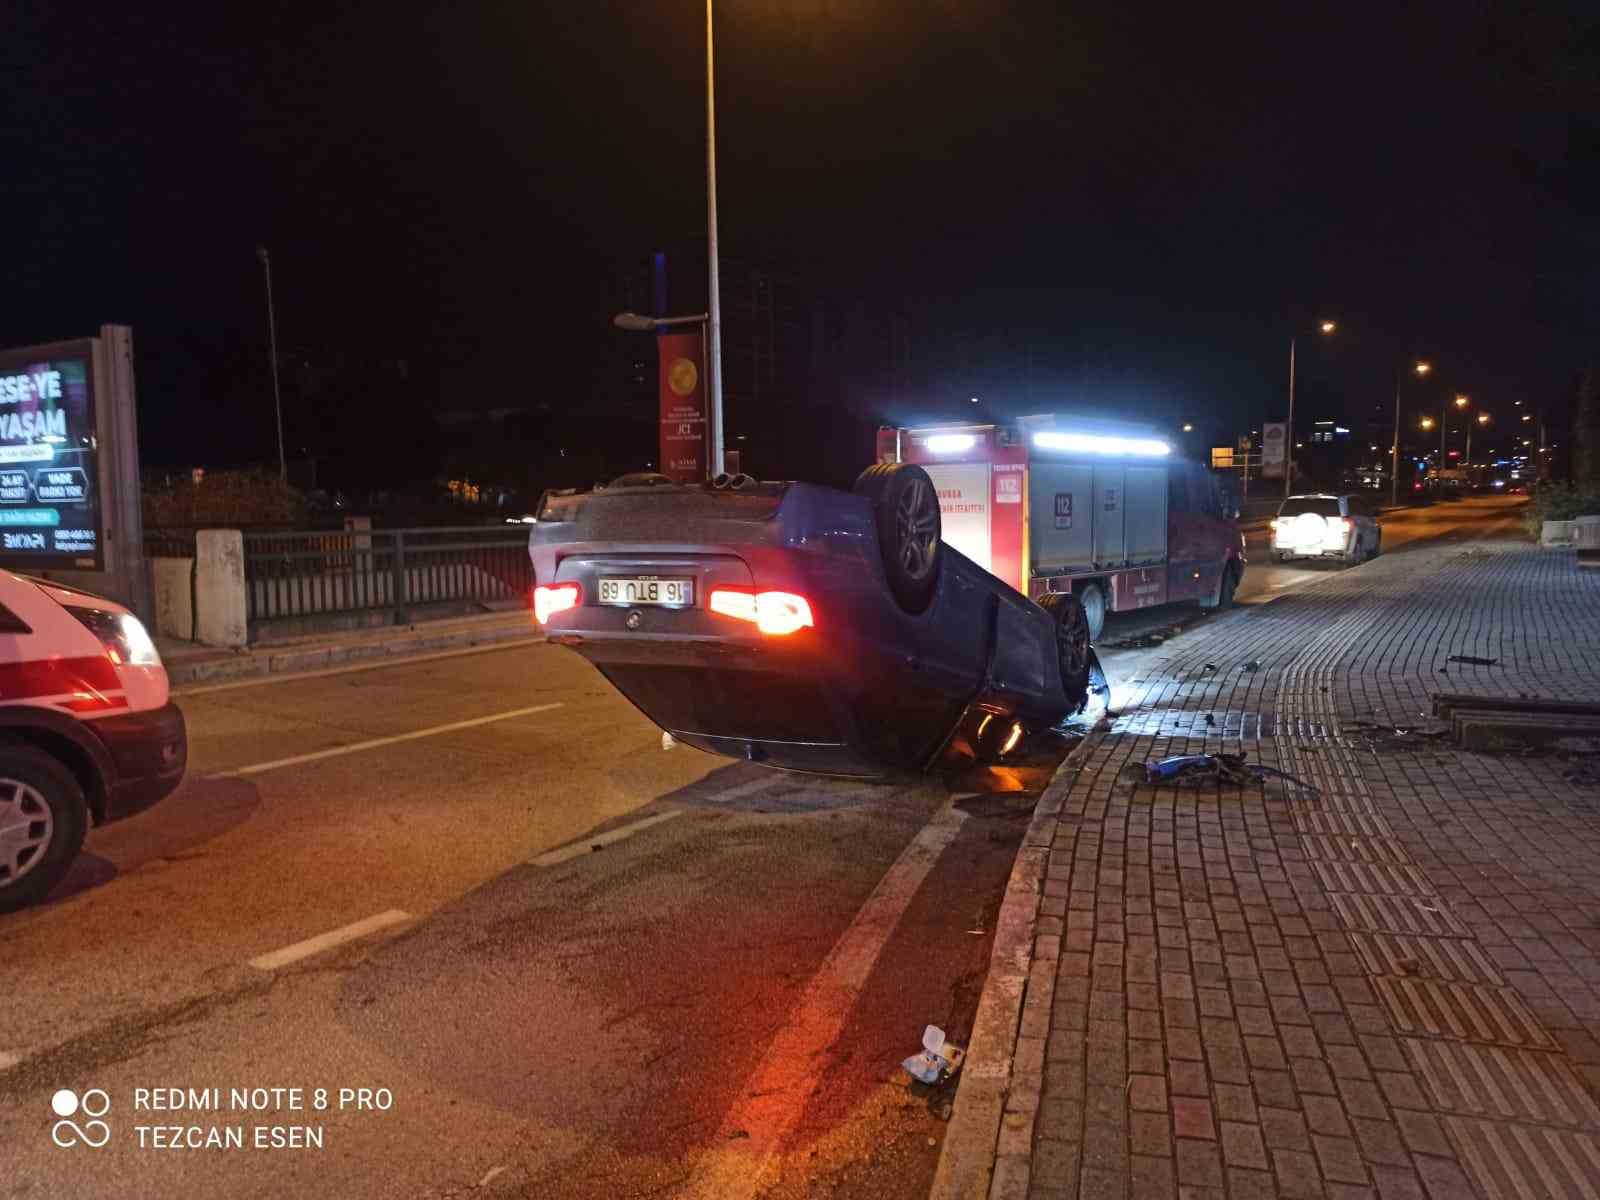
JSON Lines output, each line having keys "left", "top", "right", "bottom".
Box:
{"left": 533, "top": 581, "right": 582, "bottom": 624}
{"left": 69, "top": 607, "right": 161, "bottom": 666}
{"left": 708, "top": 588, "right": 815, "bottom": 636}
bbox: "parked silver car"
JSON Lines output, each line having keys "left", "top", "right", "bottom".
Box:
{"left": 1270, "top": 493, "right": 1382, "bottom": 564}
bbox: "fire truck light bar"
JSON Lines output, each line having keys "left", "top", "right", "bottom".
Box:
{"left": 1032, "top": 432, "right": 1171, "bottom": 457}
{"left": 924, "top": 434, "right": 976, "bottom": 453}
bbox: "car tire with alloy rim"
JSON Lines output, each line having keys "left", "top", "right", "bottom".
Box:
{"left": 854, "top": 463, "right": 942, "bottom": 614}
{"left": 0, "top": 745, "right": 88, "bottom": 914}
{"left": 1037, "top": 592, "right": 1094, "bottom": 711}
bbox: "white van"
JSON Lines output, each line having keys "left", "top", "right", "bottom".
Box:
{"left": 0, "top": 571, "right": 187, "bottom": 912}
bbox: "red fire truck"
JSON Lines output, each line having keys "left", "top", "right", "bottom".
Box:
{"left": 875, "top": 415, "right": 1246, "bottom": 640}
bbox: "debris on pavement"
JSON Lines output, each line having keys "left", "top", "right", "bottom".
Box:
{"left": 1243, "top": 659, "right": 1263, "bottom": 672}
{"left": 902, "top": 1025, "right": 965, "bottom": 1085}
{"left": 1447, "top": 654, "right": 1499, "bottom": 666}
{"left": 1127, "top": 752, "right": 1320, "bottom": 795}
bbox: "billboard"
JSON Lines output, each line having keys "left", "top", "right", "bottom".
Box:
{"left": 1261, "top": 421, "right": 1287, "bottom": 479}
{"left": 0, "top": 342, "right": 101, "bottom": 567}
{"left": 657, "top": 330, "right": 706, "bottom": 483}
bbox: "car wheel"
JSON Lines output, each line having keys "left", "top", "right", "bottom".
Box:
{"left": 1037, "top": 592, "right": 1093, "bottom": 709}
{"left": 854, "top": 463, "right": 942, "bottom": 614}
{"left": 0, "top": 745, "right": 88, "bottom": 914}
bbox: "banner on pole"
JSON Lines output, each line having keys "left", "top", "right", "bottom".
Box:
{"left": 1261, "top": 422, "right": 1287, "bottom": 479}
{"left": 658, "top": 331, "right": 706, "bottom": 483}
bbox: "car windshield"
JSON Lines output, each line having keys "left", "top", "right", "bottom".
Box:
{"left": 1280, "top": 497, "right": 1342, "bottom": 518}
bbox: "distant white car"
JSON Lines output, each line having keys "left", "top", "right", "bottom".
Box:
{"left": 1270, "top": 494, "right": 1381, "bottom": 565}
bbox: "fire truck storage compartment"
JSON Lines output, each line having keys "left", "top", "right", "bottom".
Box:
{"left": 1031, "top": 461, "right": 1168, "bottom": 574}
{"left": 921, "top": 461, "right": 992, "bottom": 571}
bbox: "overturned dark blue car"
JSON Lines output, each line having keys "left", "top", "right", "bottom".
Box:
{"left": 528, "top": 464, "right": 1097, "bottom": 778}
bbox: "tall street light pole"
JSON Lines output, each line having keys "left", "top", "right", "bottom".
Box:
{"left": 1285, "top": 320, "right": 1336, "bottom": 500}
{"left": 1446, "top": 394, "right": 1468, "bottom": 465}
{"left": 1391, "top": 360, "right": 1430, "bottom": 508}
{"left": 256, "top": 246, "right": 287, "bottom": 483}
{"left": 704, "top": 0, "right": 725, "bottom": 477}
{"left": 1467, "top": 410, "right": 1488, "bottom": 467}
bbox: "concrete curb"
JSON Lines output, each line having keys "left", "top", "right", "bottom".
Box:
{"left": 165, "top": 620, "right": 541, "bottom": 686}
{"left": 929, "top": 720, "right": 1108, "bottom": 1200}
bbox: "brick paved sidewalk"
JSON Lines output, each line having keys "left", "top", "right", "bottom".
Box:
{"left": 936, "top": 537, "right": 1600, "bottom": 1199}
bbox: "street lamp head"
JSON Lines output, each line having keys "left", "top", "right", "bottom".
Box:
{"left": 612, "top": 312, "right": 658, "bottom": 332}
{"left": 970, "top": 396, "right": 980, "bottom": 404}
{"left": 1419, "top": 417, "right": 1435, "bottom": 430}
{"left": 1318, "top": 320, "right": 1336, "bottom": 334}
{"left": 1477, "top": 413, "right": 1489, "bottom": 424}
{"left": 1454, "top": 395, "right": 1469, "bottom": 408}
{"left": 1414, "top": 361, "right": 1431, "bottom": 375}
{"left": 1182, "top": 423, "right": 1194, "bottom": 432}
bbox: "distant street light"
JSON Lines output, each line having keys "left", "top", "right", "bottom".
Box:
{"left": 613, "top": 311, "right": 709, "bottom": 332}
{"left": 1182, "top": 423, "right": 1194, "bottom": 432}
{"left": 1419, "top": 417, "right": 1435, "bottom": 430}
{"left": 1467, "top": 410, "right": 1490, "bottom": 465}
{"left": 1391, "top": 359, "right": 1431, "bottom": 507}
{"left": 256, "top": 247, "right": 287, "bottom": 484}
{"left": 970, "top": 396, "right": 980, "bottom": 404}
{"left": 1440, "top": 393, "right": 1469, "bottom": 465}
{"left": 1286, "top": 319, "right": 1337, "bottom": 499}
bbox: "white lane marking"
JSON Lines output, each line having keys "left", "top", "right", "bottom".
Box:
{"left": 210, "top": 703, "right": 564, "bottom": 778}
{"left": 1269, "top": 575, "right": 1321, "bottom": 592}
{"left": 176, "top": 638, "right": 544, "bottom": 697}
{"left": 681, "top": 802, "right": 968, "bottom": 1200}
{"left": 707, "top": 775, "right": 780, "bottom": 804}
{"left": 0, "top": 1050, "right": 24, "bottom": 1071}
{"left": 248, "top": 909, "right": 411, "bottom": 971}
{"left": 531, "top": 810, "right": 683, "bottom": 867}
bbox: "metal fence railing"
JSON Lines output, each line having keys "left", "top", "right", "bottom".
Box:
{"left": 242, "top": 526, "right": 531, "bottom": 626}
{"left": 145, "top": 527, "right": 200, "bottom": 559}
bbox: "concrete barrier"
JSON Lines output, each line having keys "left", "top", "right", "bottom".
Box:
{"left": 1577, "top": 515, "right": 1600, "bottom": 569}
{"left": 150, "top": 556, "right": 195, "bottom": 640}
{"left": 1543, "top": 519, "right": 1577, "bottom": 547}
{"left": 195, "top": 529, "right": 248, "bottom": 647}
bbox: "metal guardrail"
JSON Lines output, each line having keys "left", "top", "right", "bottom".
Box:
{"left": 242, "top": 526, "right": 531, "bottom": 625}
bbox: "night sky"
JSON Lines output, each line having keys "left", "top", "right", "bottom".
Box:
{"left": 4, "top": 2, "right": 1596, "bottom": 485}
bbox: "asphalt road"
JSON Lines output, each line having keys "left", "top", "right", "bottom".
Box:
{"left": 0, "top": 495, "right": 1521, "bottom": 1200}
{"left": 0, "top": 627, "right": 1067, "bottom": 1200}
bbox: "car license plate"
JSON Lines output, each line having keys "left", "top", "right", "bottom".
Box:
{"left": 598, "top": 577, "right": 693, "bottom": 607}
